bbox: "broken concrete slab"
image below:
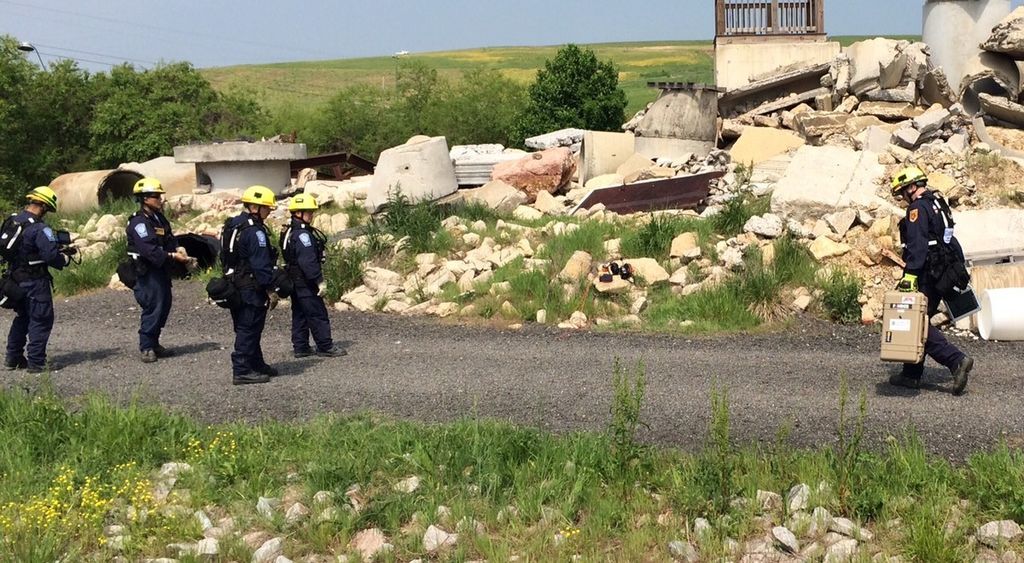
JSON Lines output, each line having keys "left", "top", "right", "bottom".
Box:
{"left": 982, "top": 6, "right": 1024, "bottom": 58}
{"left": 892, "top": 127, "right": 922, "bottom": 149}
{"left": 862, "top": 82, "right": 917, "bottom": 103}
{"left": 623, "top": 166, "right": 675, "bottom": 184}
{"left": 846, "top": 38, "right": 906, "bottom": 95}
{"left": 960, "top": 51, "right": 1021, "bottom": 115}
{"left": 879, "top": 53, "right": 908, "bottom": 90}
{"left": 856, "top": 126, "right": 894, "bottom": 153}
{"left": 580, "top": 131, "right": 635, "bottom": 185}
{"left": 951, "top": 208, "right": 1024, "bottom": 261}
{"left": 729, "top": 128, "right": 805, "bottom": 167}
{"left": 524, "top": 128, "right": 586, "bottom": 151}
{"left": 844, "top": 115, "right": 887, "bottom": 137}
{"left": 794, "top": 112, "right": 852, "bottom": 139}
{"left": 920, "top": 68, "right": 956, "bottom": 108}
{"left": 584, "top": 173, "right": 625, "bottom": 189}
{"left": 450, "top": 145, "right": 526, "bottom": 186}
{"left": 635, "top": 87, "right": 718, "bottom": 144}
{"left": 719, "top": 62, "right": 832, "bottom": 117}
{"left": 741, "top": 87, "right": 832, "bottom": 119}
{"left": 771, "top": 145, "right": 892, "bottom": 221}
{"left": 979, "top": 92, "right": 1024, "bottom": 127}
{"left": 366, "top": 136, "right": 457, "bottom": 212}
{"left": 615, "top": 153, "right": 655, "bottom": 179}
{"left": 913, "top": 106, "right": 952, "bottom": 136}
{"left": 856, "top": 101, "right": 925, "bottom": 120}
{"left": 491, "top": 148, "right": 576, "bottom": 203}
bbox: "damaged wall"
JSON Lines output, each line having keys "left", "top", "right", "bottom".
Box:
{"left": 716, "top": 41, "right": 842, "bottom": 91}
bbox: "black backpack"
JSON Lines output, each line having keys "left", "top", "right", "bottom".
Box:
{"left": 0, "top": 214, "right": 31, "bottom": 269}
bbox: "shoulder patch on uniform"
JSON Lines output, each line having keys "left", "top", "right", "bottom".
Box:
{"left": 134, "top": 223, "right": 149, "bottom": 238}
{"left": 255, "top": 230, "right": 267, "bottom": 247}
{"left": 909, "top": 209, "right": 919, "bottom": 223}
{"left": 299, "top": 232, "right": 312, "bottom": 247}
{"left": 43, "top": 227, "right": 56, "bottom": 242}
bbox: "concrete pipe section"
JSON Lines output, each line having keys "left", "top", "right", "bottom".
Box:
{"left": 979, "top": 288, "right": 1024, "bottom": 341}
{"left": 924, "top": 0, "right": 1018, "bottom": 114}
{"left": 49, "top": 169, "right": 143, "bottom": 213}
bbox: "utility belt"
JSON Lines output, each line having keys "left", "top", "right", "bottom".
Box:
{"left": 10, "top": 262, "right": 49, "bottom": 282}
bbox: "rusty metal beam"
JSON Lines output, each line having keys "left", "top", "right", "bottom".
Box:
{"left": 569, "top": 170, "right": 724, "bottom": 215}
{"left": 291, "top": 151, "right": 376, "bottom": 176}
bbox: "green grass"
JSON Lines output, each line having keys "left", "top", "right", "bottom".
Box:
{"left": 1, "top": 364, "right": 1022, "bottom": 561}
{"left": 51, "top": 237, "right": 127, "bottom": 297}
{"left": 619, "top": 214, "right": 711, "bottom": 260}
{"left": 819, "top": 268, "right": 863, "bottom": 324}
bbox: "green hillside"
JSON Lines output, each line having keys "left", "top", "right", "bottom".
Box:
{"left": 200, "top": 36, "right": 921, "bottom": 118}
{"left": 201, "top": 41, "right": 715, "bottom": 116}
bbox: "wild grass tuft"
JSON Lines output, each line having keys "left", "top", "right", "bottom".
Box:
{"left": 619, "top": 214, "right": 708, "bottom": 259}
{"left": 710, "top": 194, "right": 769, "bottom": 237}
{"left": 322, "top": 244, "right": 369, "bottom": 301}
{"left": 819, "top": 268, "right": 863, "bottom": 324}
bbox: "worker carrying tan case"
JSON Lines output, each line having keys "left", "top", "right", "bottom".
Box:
{"left": 880, "top": 291, "right": 928, "bottom": 363}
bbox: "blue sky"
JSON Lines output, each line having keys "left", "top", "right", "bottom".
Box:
{"left": 3, "top": 0, "right": 1024, "bottom": 70}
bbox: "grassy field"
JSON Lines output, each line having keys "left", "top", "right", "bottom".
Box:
{"left": 201, "top": 36, "right": 921, "bottom": 117}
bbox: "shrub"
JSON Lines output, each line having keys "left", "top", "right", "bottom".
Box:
{"left": 620, "top": 214, "right": 703, "bottom": 259}
{"left": 819, "top": 268, "right": 863, "bottom": 323}
{"left": 380, "top": 190, "right": 452, "bottom": 255}
{"left": 710, "top": 194, "right": 770, "bottom": 237}
{"left": 322, "top": 244, "right": 368, "bottom": 302}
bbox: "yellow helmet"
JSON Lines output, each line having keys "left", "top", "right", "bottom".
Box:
{"left": 241, "top": 185, "right": 277, "bottom": 208}
{"left": 133, "top": 177, "right": 165, "bottom": 195}
{"left": 26, "top": 186, "right": 58, "bottom": 212}
{"left": 890, "top": 166, "right": 927, "bottom": 196}
{"left": 287, "top": 194, "right": 319, "bottom": 212}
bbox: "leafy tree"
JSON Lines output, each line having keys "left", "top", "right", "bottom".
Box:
{"left": 443, "top": 68, "right": 527, "bottom": 147}
{"left": 0, "top": 36, "right": 40, "bottom": 205}
{"left": 89, "top": 62, "right": 264, "bottom": 167}
{"left": 513, "top": 44, "right": 628, "bottom": 143}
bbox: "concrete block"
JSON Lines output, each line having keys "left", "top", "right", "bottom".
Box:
{"left": 892, "top": 127, "right": 921, "bottom": 149}
{"left": 846, "top": 38, "right": 904, "bottom": 94}
{"left": 635, "top": 88, "right": 717, "bottom": 142}
{"left": 979, "top": 93, "right": 1024, "bottom": 128}
{"left": 729, "top": 127, "right": 805, "bottom": 166}
{"left": 862, "top": 82, "right": 917, "bottom": 103}
{"left": 912, "top": 107, "right": 952, "bottom": 136}
{"left": 795, "top": 112, "right": 851, "bottom": 139}
{"left": 952, "top": 209, "right": 1024, "bottom": 261}
{"left": 580, "top": 131, "right": 636, "bottom": 185}
{"left": 856, "top": 126, "right": 894, "bottom": 153}
{"left": 857, "top": 102, "right": 924, "bottom": 120}
{"left": 174, "top": 141, "right": 306, "bottom": 163}
{"left": 525, "top": 128, "right": 586, "bottom": 150}
{"left": 634, "top": 136, "right": 712, "bottom": 159}
{"left": 366, "top": 136, "right": 457, "bottom": 212}
{"left": 615, "top": 153, "right": 655, "bottom": 179}
{"left": 771, "top": 145, "right": 892, "bottom": 222}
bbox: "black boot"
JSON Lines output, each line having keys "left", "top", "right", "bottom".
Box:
{"left": 951, "top": 356, "right": 973, "bottom": 396}
{"left": 889, "top": 372, "right": 921, "bottom": 389}
{"left": 316, "top": 345, "right": 347, "bottom": 358}
{"left": 4, "top": 356, "right": 27, "bottom": 370}
{"left": 254, "top": 364, "right": 279, "bottom": 377}
{"left": 233, "top": 372, "right": 270, "bottom": 385}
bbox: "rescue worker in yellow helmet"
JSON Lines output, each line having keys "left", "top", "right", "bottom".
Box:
{"left": 889, "top": 166, "right": 973, "bottom": 394}
{"left": 280, "top": 194, "right": 345, "bottom": 358}
{"left": 4, "top": 186, "right": 75, "bottom": 372}
{"left": 220, "top": 185, "right": 282, "bottom": 385}
{"left": 125, "top": 177, "right": 189, "bottom": 363}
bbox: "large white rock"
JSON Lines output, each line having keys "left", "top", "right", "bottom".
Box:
{"left": 977, "top": 520, "right": 1023, "bottom": 547}
{"left": 460, "top": 180, "right": 527, "bottom": 213}
{"left": 366, "top": 136, "right": 458, "bottom": 212}
{"left": 743, "top": 214, "right": 784, "bottom": 238}
{"left": 626, "top": 258, "right": 670, "bottom": 285}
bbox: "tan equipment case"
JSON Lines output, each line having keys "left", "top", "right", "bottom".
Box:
{"left": 880, "top": 291, "right": 928, "bottom": 363}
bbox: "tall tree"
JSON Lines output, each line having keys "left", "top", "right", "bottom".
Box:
{"left": 513, "top": 44, "right": 628, "bottom": 144}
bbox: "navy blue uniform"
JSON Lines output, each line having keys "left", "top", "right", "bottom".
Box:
{"left": 281, "top": 219, "right": 333, "bottom": 354}
{"left": 126, "top": 210, "right": 178, "bottom": 352}
{"left": 5, "top": 210, "right": 70, "bottom": 369}
{"left": 899, "top": 190, "right": 966, "bottom": 379}
{"left": 224, "top": 212, "right": 277, "bottom": 376}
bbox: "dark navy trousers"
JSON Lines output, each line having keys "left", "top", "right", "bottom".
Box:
{"left": 133, "top": 269, "right": 172, "bottom": 352}
{"left": 5, "top": 279, "right": 54, "bottom": 368}
{"left": 230, "top": 301, "right": 268, "bottom": 375}
{"left": 291, "top": 292, "right": 333, "bottom": 352}
{"left": 902, "top": 284, "right": 966, "bottom": 378}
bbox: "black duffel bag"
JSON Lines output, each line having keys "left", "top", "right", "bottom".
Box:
{"left": 926, "top": 243, "right": 970, "bottom": 299}
{"left": 0, "top": 276, "right": 26, "bottom": 309}
{"left": 271, "top": 267, "right": 294, "bottom": 299}
{"left": 206, "top": 276, "right": 242, "bottom": 309}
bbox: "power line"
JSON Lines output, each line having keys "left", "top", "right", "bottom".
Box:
{"left": 0, "top": 0, "right": 323, "bottom": 58}
{"left": 33, "top": 50, "right": 119, "bottom": 68}
{"left": 32, "top": 42, "right": 156, "bottom": 66}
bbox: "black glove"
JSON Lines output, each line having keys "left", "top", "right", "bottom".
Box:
{"left": 62, "top": 246, "right": 78, "bottom": 256}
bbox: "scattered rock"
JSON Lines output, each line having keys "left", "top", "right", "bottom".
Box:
{"left": 978, "top": 520, "right": 1023, "bottom": 547}
{"left": 787, "top": 484, "right": 810, "bottom": 512}
{"left": 256, "top": 497, "right": 279, "bottom": 519}
{"left": 423, "top": 525, "right": 458, "bottom": 552}
{"left": 744, "top": 214, "right": 785, "bottom": 238}
{"left": 252, "top": 537, "right": 283, "bottom": 563}
{"left": 772, "top": 525, "right": 800, "bottom": 554}
{"left": 349, "top": 528, "right": 388, "bottom": 560}
{"left": 670, "top": 233, "right": 701, "bottom": 260}
{"left": 667, "top": 540, "right": 699, "bottom": 562}
{"left": 559, "top": 250, "right": 593, "bottom": 281}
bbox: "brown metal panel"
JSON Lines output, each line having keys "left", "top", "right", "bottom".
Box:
{"left": 571, "top": 171, "right": 724, "bottom": 215}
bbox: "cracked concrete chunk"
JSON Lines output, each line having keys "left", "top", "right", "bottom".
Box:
{"left": 729, "top": 127, "right": 805, "bottom": 166}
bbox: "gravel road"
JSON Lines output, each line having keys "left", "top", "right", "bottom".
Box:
{"left": 2, "top": 281, "right": 1022, "bottom": 460}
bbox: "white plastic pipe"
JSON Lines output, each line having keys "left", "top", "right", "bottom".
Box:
{"left": 978, "top": 287, "right": 1024, "bottom": 341}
